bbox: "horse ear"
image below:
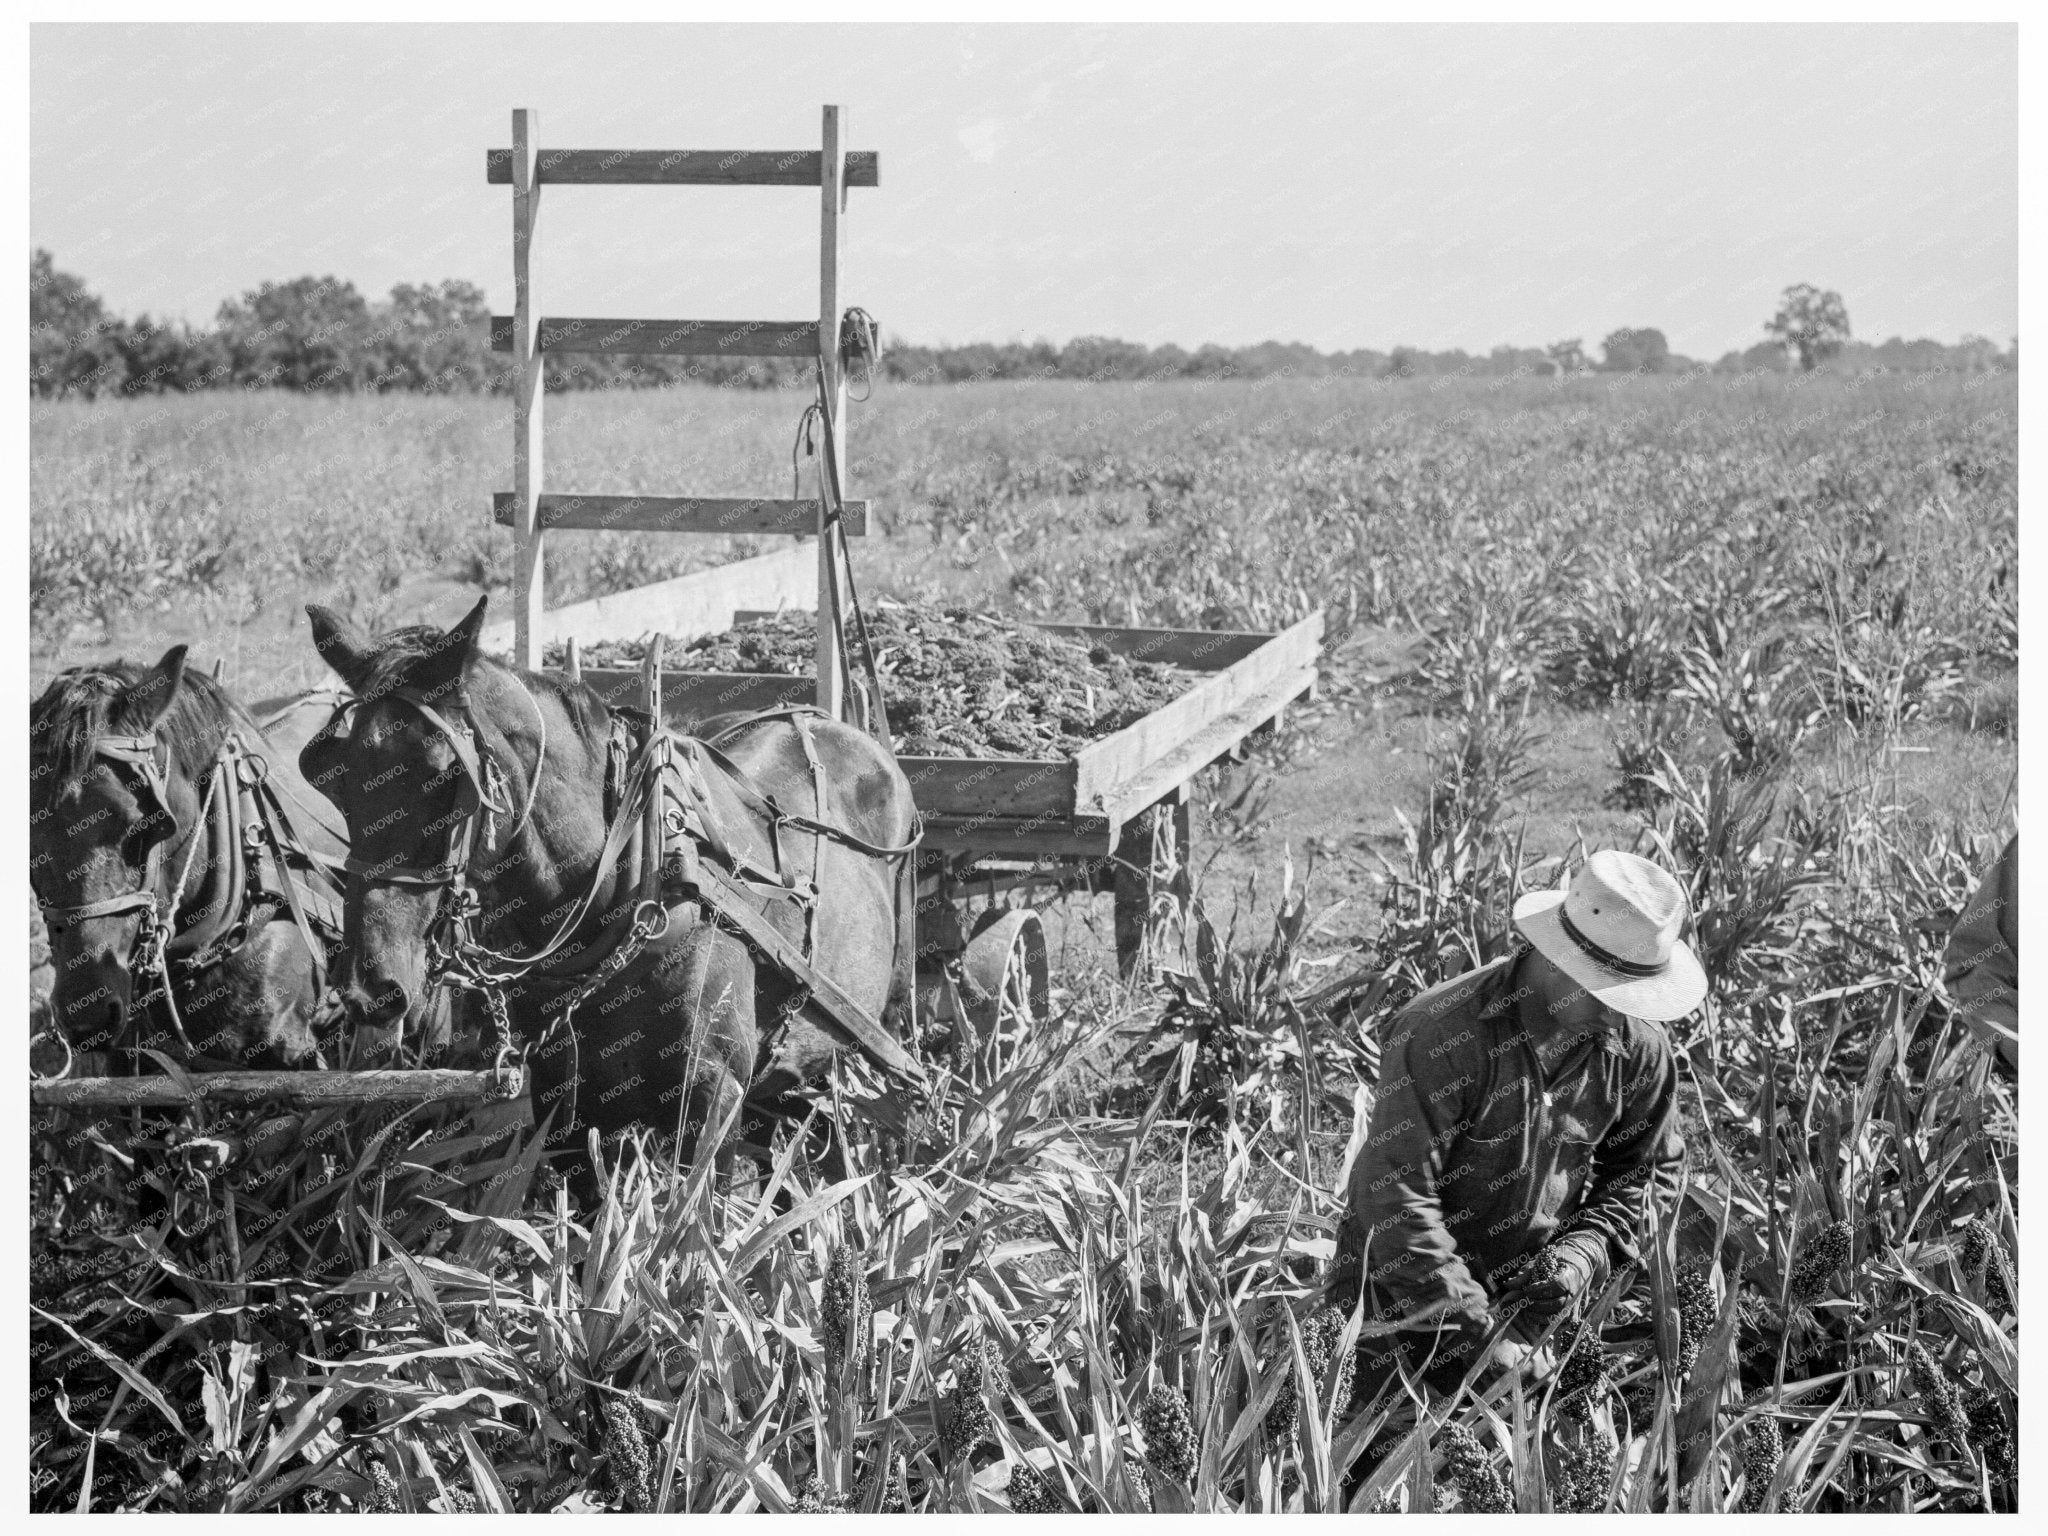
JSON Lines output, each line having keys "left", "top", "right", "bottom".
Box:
{"left": 120, "top": 645, "right": 189, "bottom": 731}
{"left": 449, "top": 595, "right": 489, "bottom": 653}
{"left": 298, "top": 713, "right": 352, "bottom": 802}
{"left": 307, "top": 605, "right": 375, "bottom": 692}
{"left": 407, "top": 596, "right": 489, "bottom": 699}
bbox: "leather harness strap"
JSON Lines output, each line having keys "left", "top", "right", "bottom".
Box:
{"left": 350, "top": 684, "right": 928, "bottom": 1093}
{"left": 684, "top": 854, "right": 925, "bottom": 1089}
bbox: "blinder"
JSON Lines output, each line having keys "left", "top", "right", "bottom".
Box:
{"left": 37, "top": 728, "right": 183, "bottom": 934}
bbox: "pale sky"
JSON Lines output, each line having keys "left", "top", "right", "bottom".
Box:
{"left": 30, "top": 23, "right": 2017, "bottom": 357}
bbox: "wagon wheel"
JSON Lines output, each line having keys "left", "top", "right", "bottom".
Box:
{"left": 1111, "top": 798, "right": 1194, "bottom": 981}
{"left": 957, "top": 909, "right": 1049, "bottom": 1081}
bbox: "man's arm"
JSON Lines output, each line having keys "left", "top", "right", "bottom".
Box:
{"left": 1334, "top": 1014, "right": 1494, "bottom": 1345}
{"left": 1945, "top": 835, "right": 2017, "bottom": 1067}
{"left": 1550, "top": 1026, "right": 1684, "bottom": 1291}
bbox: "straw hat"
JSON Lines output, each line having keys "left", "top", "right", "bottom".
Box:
{"left": 1511, "top": 850, "right": 1706, "bottom": 1022}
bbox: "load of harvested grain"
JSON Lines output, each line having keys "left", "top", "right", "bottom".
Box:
{"left": 556, "top": 605, "right": 1195, "bottom": 759}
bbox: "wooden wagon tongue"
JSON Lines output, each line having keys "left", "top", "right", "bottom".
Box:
{"left": 31, "top": 1066, "right": 527, "bottom": 1111}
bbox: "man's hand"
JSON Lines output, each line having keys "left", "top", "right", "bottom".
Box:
{"left": 1485, "top": 1320, "right": 1560, "bottom": 1390}
{"left": 1495, "top": 1234, "right": 1603, "bottom": 1329}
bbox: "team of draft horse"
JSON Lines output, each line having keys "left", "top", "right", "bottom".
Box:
{"left": 30, "top": 597, "right": 927, "bottom": 1196}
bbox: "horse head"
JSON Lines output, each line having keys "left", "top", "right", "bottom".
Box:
{"left": 302, "top": 596, "right": 564, "bottom": 1044}
{"left": 31, "top": 646, "right": 215, "bottom": 1054}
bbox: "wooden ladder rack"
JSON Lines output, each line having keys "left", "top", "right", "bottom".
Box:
{"left": 488, "top": 106, "right": 876, "bottom": 719}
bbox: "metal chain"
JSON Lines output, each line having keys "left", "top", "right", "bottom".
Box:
{"left": 534, "top": 900, "right": 672, "bottom": 1048}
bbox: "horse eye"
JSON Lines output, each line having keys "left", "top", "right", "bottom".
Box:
{"left": 123, "top": 809, "right": 173, "bottom": 861}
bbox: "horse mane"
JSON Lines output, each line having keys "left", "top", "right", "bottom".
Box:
{"left": 510, "top": 658, "right": 615, "bottom": 741}
{"left": 31, "top": 661, "right": 258, "bottom": 795}
{"left": 353, "top": 627, "right": 614, "bottom": 742}
{"left": 341, "top": 625, "right": 451, "bottom": 702}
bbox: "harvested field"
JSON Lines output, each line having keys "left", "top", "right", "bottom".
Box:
{"left": 558, "top": 604, "right": 1195, "bottom": 758}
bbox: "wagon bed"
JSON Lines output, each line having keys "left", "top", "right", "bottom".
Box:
{"left": 573, "top": 609, "right": 1321, "bottom": 856}
{"left": 523, "top": 555, "right": 1321, "bottom": 982}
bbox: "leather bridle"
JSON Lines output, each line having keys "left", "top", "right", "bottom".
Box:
{"left": 325, "top": 677, "right": 549, "bottom": 1066}
{"left": 35, "top": 728, "right": 228, "bottom": 1054}
{"left": 37, "top": 731, "right": 183, "bottom": 927}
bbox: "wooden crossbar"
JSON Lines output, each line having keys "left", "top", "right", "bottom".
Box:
{"left": 488, "top": 316, "right": 816, "bottom": 357}
{"left": 491, "top": 493, "right": 868, "bottom": 536}
{"left": 485, "top": 148, "right": 878, "bottom": 186}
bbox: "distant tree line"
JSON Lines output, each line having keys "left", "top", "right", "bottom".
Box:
{"left": 31, "top": 253, "right": 2018, "bottom": 401}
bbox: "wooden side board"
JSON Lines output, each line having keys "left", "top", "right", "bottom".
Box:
{"left": 478, "top": 544, "right": 815, "bottom": 657}
{"left": 899, "top": 756, "right": 1077, "bottom": 819}
{"left": 579, "top": 669, "right": 808, "bottom": 723}
{"left": 1070, "top": 611, "right": 1323, "bottom": 813}
{"left": 918, "top": 812, "right": 1116, "bottom": 858}
{"left": 1095, "top": 665, "right": 1315, "bottom": 831}
{"left": 1024, "top": 622, "right": 1275, "bottom": 672}
{"left": 491, "top": 493, "right": 867, "bottom": 537}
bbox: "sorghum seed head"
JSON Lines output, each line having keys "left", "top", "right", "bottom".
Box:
{"left": 1906, "top": 1341, "right": 1971, "bottom": 1449}
{"left": 1140, "top": 1384, "right": 1198, "bottom": 1487}
{"left": 1555, "top": 1326, "right": 1609, "bottom": 1407}
{"left": 1675, "top": 1264, "right": 1717, "bottom": 1377}
{"left": 877, "top": 1464, "right": 910, "bottom": 1514}
{"left": 1007, "top": 1465, "right": 1062, "bottom": 1513}
{"left": 1264, "top": 1305, "right": 1356, "bottom": 1441}
{"left": 794, "top": 1473, "right": 851, "bottom": 1513}
{"left": 1126, "top": 1456, "right": 1153, "bottom": 1511}
{"left": 1552, "top": 1437, "right": 1614, "bottom": 1513}
{"left": 1738, "top": 1416, "right": 1783, "bottom": 1512}
{"left": 938, "top": 1334, "right": 1009, "bottom": 1464}
{"left": 600, "top": 1395, "right": 653, "bottom": 1512}
{"left": 938, "top": 1388, "right": 993, "bottom": 1464}
{"left": 1963, "top": 1388, "right": 2014, "bottom": 1484}
{"left": 821, "top": 1241, "right": 872, "bottom": 1380}
{"left": 1302, "top": 1306, "right": 1357, "bottom": 1417}
{"left": 1958, "top": 1218, "right": 2015, "bottom": 1316}
{"left": 1437, "top": 1422, "right": 1512, "bottom": 1513}
{"left": 1958, "top": 1218, "right": 1991, "bottom": 1272}
{"left": 1788, "top": 1220, "right": 1852, "bottom": 1303}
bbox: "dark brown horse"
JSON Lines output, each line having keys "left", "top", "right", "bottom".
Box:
{"left": 30, "top": 648, "right": 348, "bottom": 1073}
{"left": 298, "top": 598, "right": 922, "bottom": 1192}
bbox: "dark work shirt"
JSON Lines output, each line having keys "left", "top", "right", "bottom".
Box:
{"left": 1331, "top": 951, "right": 1684, "bottom": 1346}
